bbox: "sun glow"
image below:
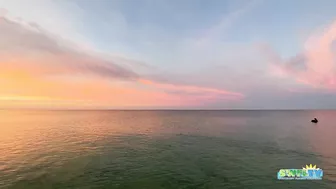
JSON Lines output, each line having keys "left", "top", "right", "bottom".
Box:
{"left": 0, "top": 95, "right": 53, "bottom": 101}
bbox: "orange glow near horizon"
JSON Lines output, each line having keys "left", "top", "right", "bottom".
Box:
{"left": 0, "top": 65, "right": 243, "bottom": 109}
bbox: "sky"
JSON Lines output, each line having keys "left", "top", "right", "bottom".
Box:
{"left": 1, "top": 0, "right": 336, "bottom": 109}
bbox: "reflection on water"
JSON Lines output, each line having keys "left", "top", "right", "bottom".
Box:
{"left": 305, "top": 111, "right": 336, "bottom": 182}
{"left": 0, "top": 110, "right": 335, "bottom": 188}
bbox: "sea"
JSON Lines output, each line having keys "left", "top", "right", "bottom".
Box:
{"left": 0, "top": 110, "right": 335, "bottom": 189}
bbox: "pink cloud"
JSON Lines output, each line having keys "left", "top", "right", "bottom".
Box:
{"left": 267, "top": 20, "right": 336, "bottom": 91}
{"left": 137, "top": 79, "right": 243, "bottom": 98}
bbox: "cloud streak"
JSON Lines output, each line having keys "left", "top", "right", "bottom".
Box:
{"left": 0, "top": 16, "right": 139, "bottom": 80}
{"left": 193, "top": 0, "right": 262, "bottom": 48}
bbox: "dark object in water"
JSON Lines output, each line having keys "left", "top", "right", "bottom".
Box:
{"left": 311, "top": 118, "right": 318, "bottom": 123}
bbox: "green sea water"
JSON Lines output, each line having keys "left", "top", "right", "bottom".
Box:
{"left": 0, "top": 110, "right": 335, "bottom": 188}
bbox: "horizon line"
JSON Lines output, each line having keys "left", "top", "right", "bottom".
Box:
{"left": 1, "top": 108, "right": 336, "bottom": 111}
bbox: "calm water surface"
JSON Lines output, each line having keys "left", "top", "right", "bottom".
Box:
{"left": 0, "top": 110, "right": 335, "bottom": 188}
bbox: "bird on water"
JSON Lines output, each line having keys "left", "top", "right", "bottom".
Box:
{"left": 311, "top": 118, "right": 318, "bottom": 123}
